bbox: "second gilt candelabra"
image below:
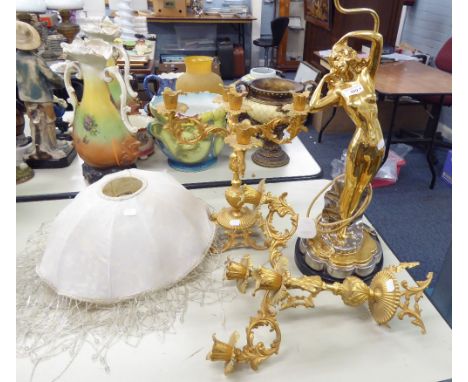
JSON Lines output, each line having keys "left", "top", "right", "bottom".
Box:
{"left": 207, "top": 241, "right": 433, "bottom": 374}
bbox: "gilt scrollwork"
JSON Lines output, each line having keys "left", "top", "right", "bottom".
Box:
{"left": 213, "top": 244, "right": 433, "bottom": 374}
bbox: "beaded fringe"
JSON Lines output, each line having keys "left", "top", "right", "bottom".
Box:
{"left": 17, "top": 223, "right": 235, "bottom": 380}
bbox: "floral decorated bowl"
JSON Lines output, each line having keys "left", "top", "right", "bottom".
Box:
{"left": 148, "top": 92, "right": 227, "bottom": 172}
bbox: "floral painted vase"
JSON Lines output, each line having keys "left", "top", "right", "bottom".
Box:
{"left": 81, "top": 19, "right": 139, "bottom": 111}
{"left": 81, "top": 19, "right": 152, "bottom": 160}
{"left": 62, "top": 39, "right": 140, "bottom": 169}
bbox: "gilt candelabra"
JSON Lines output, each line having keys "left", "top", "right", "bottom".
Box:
{"left": 156, "top": 87, "right": 310, "bottom": 253}
{"left": 207, "top": 242, "right": 433, "bottom": 374}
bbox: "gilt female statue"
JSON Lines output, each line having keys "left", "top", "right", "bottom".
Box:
{"left": 297, "top": 1, "right": 386, "bottom": 281}
{"left": 309, "top": 29, "right": 384, "bottom": 221}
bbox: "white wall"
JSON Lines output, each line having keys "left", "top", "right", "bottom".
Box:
{"left": 400, "top": 0, "right": 452, "bottom": 129}
{"left": 400, "top": 0, "right": 452, "bottom": 58}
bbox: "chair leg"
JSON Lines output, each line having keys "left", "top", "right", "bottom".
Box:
{"left": 318, "top": 107, "right": 337, "bottom": 143}
{"left": 426, "top": 96, "right": 445, "bottom": 189}
{"left": 382, "top": 95, "right": 400, "bottom": 166}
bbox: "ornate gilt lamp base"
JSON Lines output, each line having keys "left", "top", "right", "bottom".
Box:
{"left": 295, "top": 176, "right": 384, "bottom": 282}
{"left": 294, "top": 230, "right": 384, "bottom": 283}
{"left": 210, "top": 207, "right": 269, "bottom": 253}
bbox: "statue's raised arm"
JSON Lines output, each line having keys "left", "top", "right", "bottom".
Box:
{"left": 335, "top": 30, "right": 383, "bottom": 79}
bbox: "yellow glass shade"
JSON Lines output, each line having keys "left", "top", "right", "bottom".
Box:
{"left": 176, "top": 56, "right": 223, "bottom": 94}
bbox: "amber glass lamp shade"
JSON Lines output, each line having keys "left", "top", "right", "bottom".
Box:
{"left": 176, "top": 56, "right": 223, "bottom": 95}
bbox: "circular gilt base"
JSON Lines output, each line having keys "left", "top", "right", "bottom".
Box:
{"left": 216, "top": 207, "right": 258, "bottom": 231}
{"left": 294, "top": 235, "right": 384, "bottom": 285}
{"left": 251, "top": 146, "right": 290, "bottom": 168}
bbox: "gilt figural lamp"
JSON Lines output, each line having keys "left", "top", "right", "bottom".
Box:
{"left": 295, "top": 1, "right": 386, "bottom": 282}
{"left": 206, "top": 0, "right": 434, "bottom": 374}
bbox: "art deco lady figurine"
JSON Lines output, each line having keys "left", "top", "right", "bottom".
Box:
{"left": 298, "top": 20, "right": 386, "bottom": 281}
{"left": 309, "top": 30, "right": 384, "bottom": 219}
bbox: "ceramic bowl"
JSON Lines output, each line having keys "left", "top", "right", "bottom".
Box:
{"left": 250, "top": 67, "right": 277, "bottom": 79}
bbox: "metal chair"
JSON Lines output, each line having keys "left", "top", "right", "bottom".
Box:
{"left": 253, "top": 17, "right": 289, "bottom": 67}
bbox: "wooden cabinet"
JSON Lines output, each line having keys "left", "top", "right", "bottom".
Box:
{"left": 276, "top": 0, "right": 305, "bottom": 71}
{"left": 303, "top": 0, "right": 404, "bottom": 67}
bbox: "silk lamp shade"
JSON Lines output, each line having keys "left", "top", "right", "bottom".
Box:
{"left": 37, "top": 169, "right": 216, "bottom": 303}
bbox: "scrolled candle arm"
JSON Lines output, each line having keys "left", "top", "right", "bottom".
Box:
{"left": 260, "top": 192, "right": 299, "bottom": 245}
{"left": 212, "top": 249, "right": 433, "bottom": 374}
{"left": 207, "top": 316, "right": 281, "bottom": 375}
{"left": 257, "top": 115, "right": 308, "bottom": 145}
{"left": 397, "top": 269, "right": 434, "bottom": 334}
{"left": 162, "top": 112, "right": 229, "bottom": 146}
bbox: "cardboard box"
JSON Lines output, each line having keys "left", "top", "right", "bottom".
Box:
{"left": 312, "top": 100, "right": 430, "bottom": 134}
{"left": 152, "top": 0, "right": 187, "bottom": 17}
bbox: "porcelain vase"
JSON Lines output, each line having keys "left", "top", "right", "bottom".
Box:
{"left": 62, "top": 39, "right": 141, "bottom": 173}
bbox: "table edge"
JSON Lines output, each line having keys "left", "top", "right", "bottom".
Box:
{"left": 16, "top": 171, "right": 324, "bottom": 203}
{"left": 146, "top": 17, "right": 256, "bottom": 24}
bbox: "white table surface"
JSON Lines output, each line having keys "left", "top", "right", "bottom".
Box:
{"left": 16, "top": 138, "right": 322, "bottom": 199}
{"left": 16, "top": 179, "right": 451, "bottom": 382}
